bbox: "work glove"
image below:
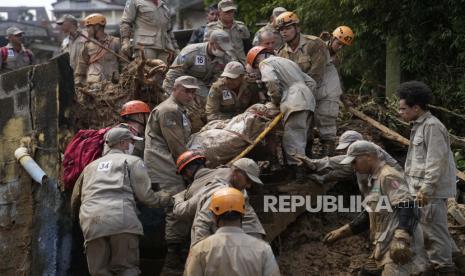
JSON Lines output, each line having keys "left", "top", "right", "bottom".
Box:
{"left": 159, "top": 190, "right": 175, "bottom": 207}
{"left": 121, "top": 39, "right": 132, "bottom": 59}
{"left": 323, "top": 224, "right": 352, "bottom": 244}
{"left": 389, "top": 229, "right": 412, "bottom": 265}
{"left": 416, "top": 191, "right": 428, "bottom": 207}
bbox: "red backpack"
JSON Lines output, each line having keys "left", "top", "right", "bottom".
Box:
{"left": 62, "top": 127, "right": 111, "bottom": 189}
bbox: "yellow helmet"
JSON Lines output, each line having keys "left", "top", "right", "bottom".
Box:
{"left": 332, "top": 26, "right": 354, "bottom": 46}
{"left": 275, "top": 11, "right": 299, "bottom": 29}
{"left": 209, "top": 187, "right": 245, "bottom": 216}
{"left": 84, "top": 13, "right": 106, "bottom": 27}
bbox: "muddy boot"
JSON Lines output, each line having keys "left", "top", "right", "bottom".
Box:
{"left": 358, "top": 258, "right": 382, "bottom": 276}
{"left": 160, "top": 244, "right": 185, "bottom": 276}
{"left": 320, "top": 139, "right": 336, "bottom": 157}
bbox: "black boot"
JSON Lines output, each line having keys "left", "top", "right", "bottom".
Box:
{"left": 159, "top": 244, "right": 185, "bottom": 276}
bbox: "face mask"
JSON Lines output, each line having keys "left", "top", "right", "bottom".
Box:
{"left": 211, "top": 47, "right": 225, "bottom": 57}
{"left": 125, "top": 143, "right": 135, "bottom": 155}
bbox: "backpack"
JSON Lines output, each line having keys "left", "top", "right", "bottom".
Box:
{"left": 62, "top": 127, "right": 111, "bottom": 190}
{"left": 1, "top": 46, "right": 33, "bottom": 64}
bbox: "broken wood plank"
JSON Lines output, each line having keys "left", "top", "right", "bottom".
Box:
{"left": 347, "top": 107, "right": 465, "bottom": 182}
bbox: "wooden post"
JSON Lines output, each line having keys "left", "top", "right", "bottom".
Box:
{"left": 386, "top": 35, "right": 401, "bottom": 98}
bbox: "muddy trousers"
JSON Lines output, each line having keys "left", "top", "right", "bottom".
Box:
{"left": 134, "top": 48, "right": 172, "bottom": 64}
{"left": 283, "top": 110, "right": 313, "bottom": 165}
{"left": 420, "top": 198, "right": 455, "bottom": 270}
{"left": 315, "top": 99, "right": 339, "bottom": 141}
{"left": 85, "top": 233, "right": 140, "bottom": 276}
{"left": 381, "top": 262, "right": 411, "bottom": 276}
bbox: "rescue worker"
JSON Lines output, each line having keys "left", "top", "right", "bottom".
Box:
{"left": 328, "top": 26, "right": 354, "bottom": 58}
{"left": 252, "top": 7, "right": 287, "bottom": 50}
{"left": 205, "top": 61, "right": 258, "bottom": 121}
{"left": 103, "top": 100, "right": 151, "bottom": 158}
{"left": 184, "top": 187, "right": 280, "bottom": 276}
{"left": 75, "top": 14, "right": 121, "bottom": 85}
{"left": 188, "top": 4, "right": 219, "bottom": 44}
{"left": 248, "top": 46, "right": 316, "bottom": 183}
{"left": 144, "top": 76, "right": 198, "bottom": 275}
{"left": 204, "top": 0, "right": 251, "bottom": 64}
{"left": 0, "top": 26, "right": 34, "bottom": 73}
{"left": 189, "top": 158, "right": 266, "bottom": 246}
{"left": 78, "top": 127, "right": 171, "bottom": 275}
{"left": 298, "top": 130, "right": 401, "bottom": 195}
{"left": 398, "top": 81, "right": 457, "bottom": 274}
{"left": 255, "top": 30, "right": 276, "bottom": 52}
{"left": 120, "top": 0, "right": 179, "bottom": 62}
{"left": 275, "top": 12, "right": 341, "bottom": 156}
{"left": 57, "top": 14, "right": 85, "bottom": 70}
{"left": 163, "top": 30, "right": 234, "bottom": 131}
{"left": 324, "top": 141, "right": 423, "bottom": 275}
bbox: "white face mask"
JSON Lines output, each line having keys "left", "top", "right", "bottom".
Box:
{"left": 125, "top": 143, "right": 135, "bottom": 155}
{"left": 212, "top": 47, "right": 225, "bottom": 57}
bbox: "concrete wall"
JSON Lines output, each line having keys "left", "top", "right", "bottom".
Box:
{"left": 0, "top": 54, "right": 74, "bottom": 276}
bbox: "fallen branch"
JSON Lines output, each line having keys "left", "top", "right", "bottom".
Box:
{"left": 428, "top": 104, "right": 465, "bottom": 122}
{"left": 347, "top": 107, "right": 465, "bottom": 182}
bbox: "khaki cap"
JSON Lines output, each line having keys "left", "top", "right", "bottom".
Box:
{"left": 174, "top": 76, "right": 200, "bottom": 89}
{"left": 6, "top": 26, "right": 24, "bottom": 36}
{"left": 105, "top": 127, "right": 143, "bottom": 147}
{"left": 232, "top": 158, "right": 263, "bottom": 185}
{"left": 221, "top": 61, "right": 245, "bottom": 79}
{"left": 272, "top": 7, "right": 287, "bottom": 18}
{"left": 210, "top": 30, "right": 234, "bottom": 51}
{"left": 56, "top": 14, "right": 78, "bottom": 24}
{"left": 336, "top": 130, "right": 363, "bottom": 150}
{"left": 218, "top": 0, "right": 237, "bottom": 12}
{"left": 340, "top": 140, "right": 379, "bottom": 165}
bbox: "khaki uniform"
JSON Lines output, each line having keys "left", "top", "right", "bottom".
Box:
{"left": 184, "top": 226, "right": 280, "bottom": 276}
{"left": 405, "top": 111, "right": 456, "bottom": 269}
{"left": 310, "top": 144, "right": 402, "bottom": 195}
{"left": 259, "top": 56, "right": 316, "bottom": 165}
{"left": 252, "top": 22, "right": 284, "bottom": 50}
{"left": 75, "top": 34, "right": 121, "bottom": 84}
{"left": 362, "top": 162, "right": 423, "bottom": 275}
{"left": 0, "top": 43, "right": 34, "bottom": 72}
{"left": 204, "top": 20, "right": 250, "bottom": 64}
{"left": 205, "top": 77, "right": 257, "bottom": 121}
{"left": 78, "top": 148, "right": 170, "bottom": 275}
{"left": 189, "top": 176, "right": 266, "bottom": 247}
{"left": 144, "top": 95, "right": 191, "bottom": 244}
{"left": 163, "top": 42, "right": 231, "bottom": 131}
{"left": 61, "top": 31, "right": 86, "bottom": 70}
{"left": 120, "top": 0, "right": 178, "bottom": 62}
{"left": 277, "top": 34, "right": 327, "bottom": 86}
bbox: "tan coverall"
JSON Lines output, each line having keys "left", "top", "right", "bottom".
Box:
{"left": 189, "top": 176, "right": 266, "bottom": 247}
{"left": 75, "top": 34, "right": 121, "bottom": 84}
{"left": 78, "top": 148, "right": 170, "bottom": 275}
{"left": 204, "top": 20, "right": 250, "bottom": 64}
{"left": 252, "top": 22, "right": 284, "bottom": 50}
{"left": 405, "top": 111, "right": 457, "bottom": 270}
{"left": 144, "top": 95, "right": 191, "bottom": 245}
{"left": 0, "top": 43, "right": 34, "bottom": 72}
{"left": 184, "top": 226, "right": 280, "bottom": 276}
{"left": 259, "top": 56, "right": 316, "bottom": 165}
{"left": 205, "top": 77, "right": 257, "bottom": 121}
{"left": 163, "top": 42, "right": 231, "bottom": 131}
{"left": 61, "top": 31, "right": 86, "bottom": 70}
{"left": 120, "top": 0, "right": 179, "bottom": 62}
{"left": 309, "top": 143, "right": 402, "bottom": 195}
{"left": 362, "top": 162, "right": 424, "bottom": 275}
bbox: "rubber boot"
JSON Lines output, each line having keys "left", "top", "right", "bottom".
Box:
{"left": 159, "top": 244, "right": 185, "bottom": 276}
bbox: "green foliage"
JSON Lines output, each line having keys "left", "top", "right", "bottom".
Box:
{"left": 206, "top": 0, "right": 465, "bottom": 120}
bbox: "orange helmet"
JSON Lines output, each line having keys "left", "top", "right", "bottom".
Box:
{"left": 275, "top": 11, "right": 299, "bottom": 29}
{"left": 332, "top": 26, "right": 354, "bottom": 46}
{"left": 209, "top": 187, "right": 245, "bottom": 216}
{"left": 246, "top": 46, "right": 273, "bottom": 67}
{"left": 120, "top": 100, "right": 151, "bottom": 116}
{"left": 176, "top": 150, "right": 206, "bottom": 174}
{"left": 84, "top": 13, "right": 106, "bottom": 27}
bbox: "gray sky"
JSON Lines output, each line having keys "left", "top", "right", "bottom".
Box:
{"left": 1, "top": 0, "right": 56, "bottom": 18}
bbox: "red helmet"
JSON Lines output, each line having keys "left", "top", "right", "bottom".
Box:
{"left": 246, "top": 46, "right": 273, "bottom": 67}
{"left": 120, "top": 100, "right": 151, "bottom": 117}
{"left": 176, "top": 150, "right": 207, "bottom": 174}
